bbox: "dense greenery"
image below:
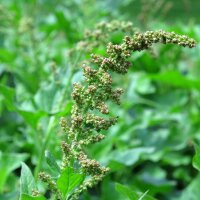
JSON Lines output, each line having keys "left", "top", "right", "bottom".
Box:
{"left": 0, "top": 1, "right": 200, "bottom": 200}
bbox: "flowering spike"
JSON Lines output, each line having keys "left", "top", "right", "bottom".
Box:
{"left": 40, "top": 21, "right": 196, "bottom": 200}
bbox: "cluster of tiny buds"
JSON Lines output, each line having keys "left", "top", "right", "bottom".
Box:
{"left": 68, "top": 20, "right": 137, "bottom": 59}
{"left": 32, "top": 189, "right": 40, "bottom": 197}
{"left": 59, "top": 117, "right": 69, "bottom": 132}
{"left": 61, "top": 141, "right": 71, "bottom": 155}
{"left": 78, "top": 152, "right": 109, "bottom": 175}
{"left": 87, "top": 84, "right": 97, "bottom": 93}
{"left": 78, "top": 152, "right": 100, "bottom": 174}
{"left": 79, "top": 134, "right": 105, "bottom": 145}
{"left": 84, "top": 20, "right": 135, "bottom": 42}
{"left": 124, "top": 30, "right": 196, "bottom": 51}
{"left": 69, "top": 172, "right": 109, "bottom": 200}
{"left": 39, "top": 172, "right": 61, "bottom": 199}
{"left": 85, "top": 114, "right": 117, "bottom": 132}
{"left": 96, "top": 102, "right": 109, "bottom": 114}
{"left": 111, "top": 88, "right": 124, "bottom": 104}
{"left": 60, "top": 141, "right": 73, "bottom": 169}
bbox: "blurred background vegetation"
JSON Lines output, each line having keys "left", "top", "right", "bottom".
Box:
{"left": 0, "top": 0, "right": 200, "bottom": 199}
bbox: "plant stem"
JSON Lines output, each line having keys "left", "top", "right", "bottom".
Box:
{"left": 34, "top": 116, "right": 56, "bottom": 179}
{"left": 34, "top": 52, "right": 83, "bottom": 179}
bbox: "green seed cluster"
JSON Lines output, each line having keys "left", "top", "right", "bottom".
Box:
{"left": 84, "top": 20, "right": 135, "bottom": 41}
{"left": 39, "top": 172, "right": 62, "bottom": 199}
{"left": 77, "top": 20, "right": 135, "bottom": 52}
{"left": 39, "top": 25, "right": 196, "bottom": 200}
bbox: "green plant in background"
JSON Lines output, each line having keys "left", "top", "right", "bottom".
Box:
{"left": 1, "top": 1, "right": 200, "bottom": 200}
{"left": 21, "top": 25, "right": 196, "bottom": 200}
{"left": 138, "top": 0, "right": 173, "bottom": 27}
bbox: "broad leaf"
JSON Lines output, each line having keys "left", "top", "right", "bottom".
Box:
{"left": 21, "top": 194, "right": 46, "bottom": 200}
{"left": 17, "top": 110, "right": 46, "bottom": 129}
{"left": 148, "top": 71, "right": 200, "bottom": 90}
{"left": 110, "top": 147, "right": 155, "bottom": 166}
{"left": 0, "top": 152, "right": 28, "bottom": 192}
{"left": 115, "top": 183, "right": 138, "bottom": 200}
{"left": 115, "top": 183, "right": 157, "bottom": 200}
{"left": 57, "top": 167, "right": 84, "bottom": 197}
{"left": 20, "top": 163, "right": 36, "bottom": 196}
{"left": 177, "top": 175, "right": 200, "bottom": 200}
{"left": 192, "top": 142, "right": 200, "bottom": 171}
{"left": 0, "top": 84, "right": 15, "bottom": 111}
{"left": 45, "top": 150, "right": 60, "bottom": 176}
{"left": 34, "top": 83, "right": 62, "bottom": 114}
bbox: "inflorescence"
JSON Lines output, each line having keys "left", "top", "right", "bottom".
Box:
{"left": 39, "top": 22, "right": 196, "bottom": 200}
{"left": 76, "top": 20, "right": 136, "bottom": 53}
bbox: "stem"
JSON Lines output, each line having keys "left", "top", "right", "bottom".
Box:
{"left": 34, "top": 52, "right": 83, "bottom": 179}
{"left": 34, "top": 116, "right": 56, "bottom": 179}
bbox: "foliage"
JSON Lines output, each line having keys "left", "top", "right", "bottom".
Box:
{"left": 0, "top": 0, "right": 199, "bottom": 200}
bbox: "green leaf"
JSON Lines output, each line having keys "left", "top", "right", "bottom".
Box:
{"left": 192, "top": 142, "right": 200, "bottom": 171}
{"left": 45, "top": 151, "right": 60, "bottom": 176}
{"left": 134, "top": 73, "right": 156, "bottom": 94}
{"left": 0, "top": 48, "right": 15, "bottom": 62}
{"left": 21, "top": 194, "right": 46, "bottom": 200}
{"left": 115, "top": 183, "right": 138, "bottom": 200}
{"left": 17, "top": 110, "right": 46, "bottom": 129}
{"left": 177, "top": 175, "right": 200, "bottom": 200}
{"left": 34, "top": 82, "right": 62, "bottom": 114}
{"left": 20, "top": 163, "right": 36, "bottom": 196}
{"left": 0, "top": 84, "right": 15, "bottom": 111}
{"left": 15, "top": 70, "right": 39, "bottom": 94}
{"left": 57, "top": 167, "right": 84, "bottom": 197}
{"left": 102, "top": 178, "right": 123, "bottom": 200}
{"left": 110, "top": 147, "right": 155, "bottom": 166}
{"left": 148, "top": 71, "right": 200, "bottom": 90}
{"left": 115, "top": 183, "right": 157, "bottom": 200}
{"left": 0, "top": 190, "right": 19, "bottom": 200}
{"left": 138, "top": 191, "right": 157, "bottom": 200}
{"left": 0, "top": 152, "right": 28, "bottom": 192}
